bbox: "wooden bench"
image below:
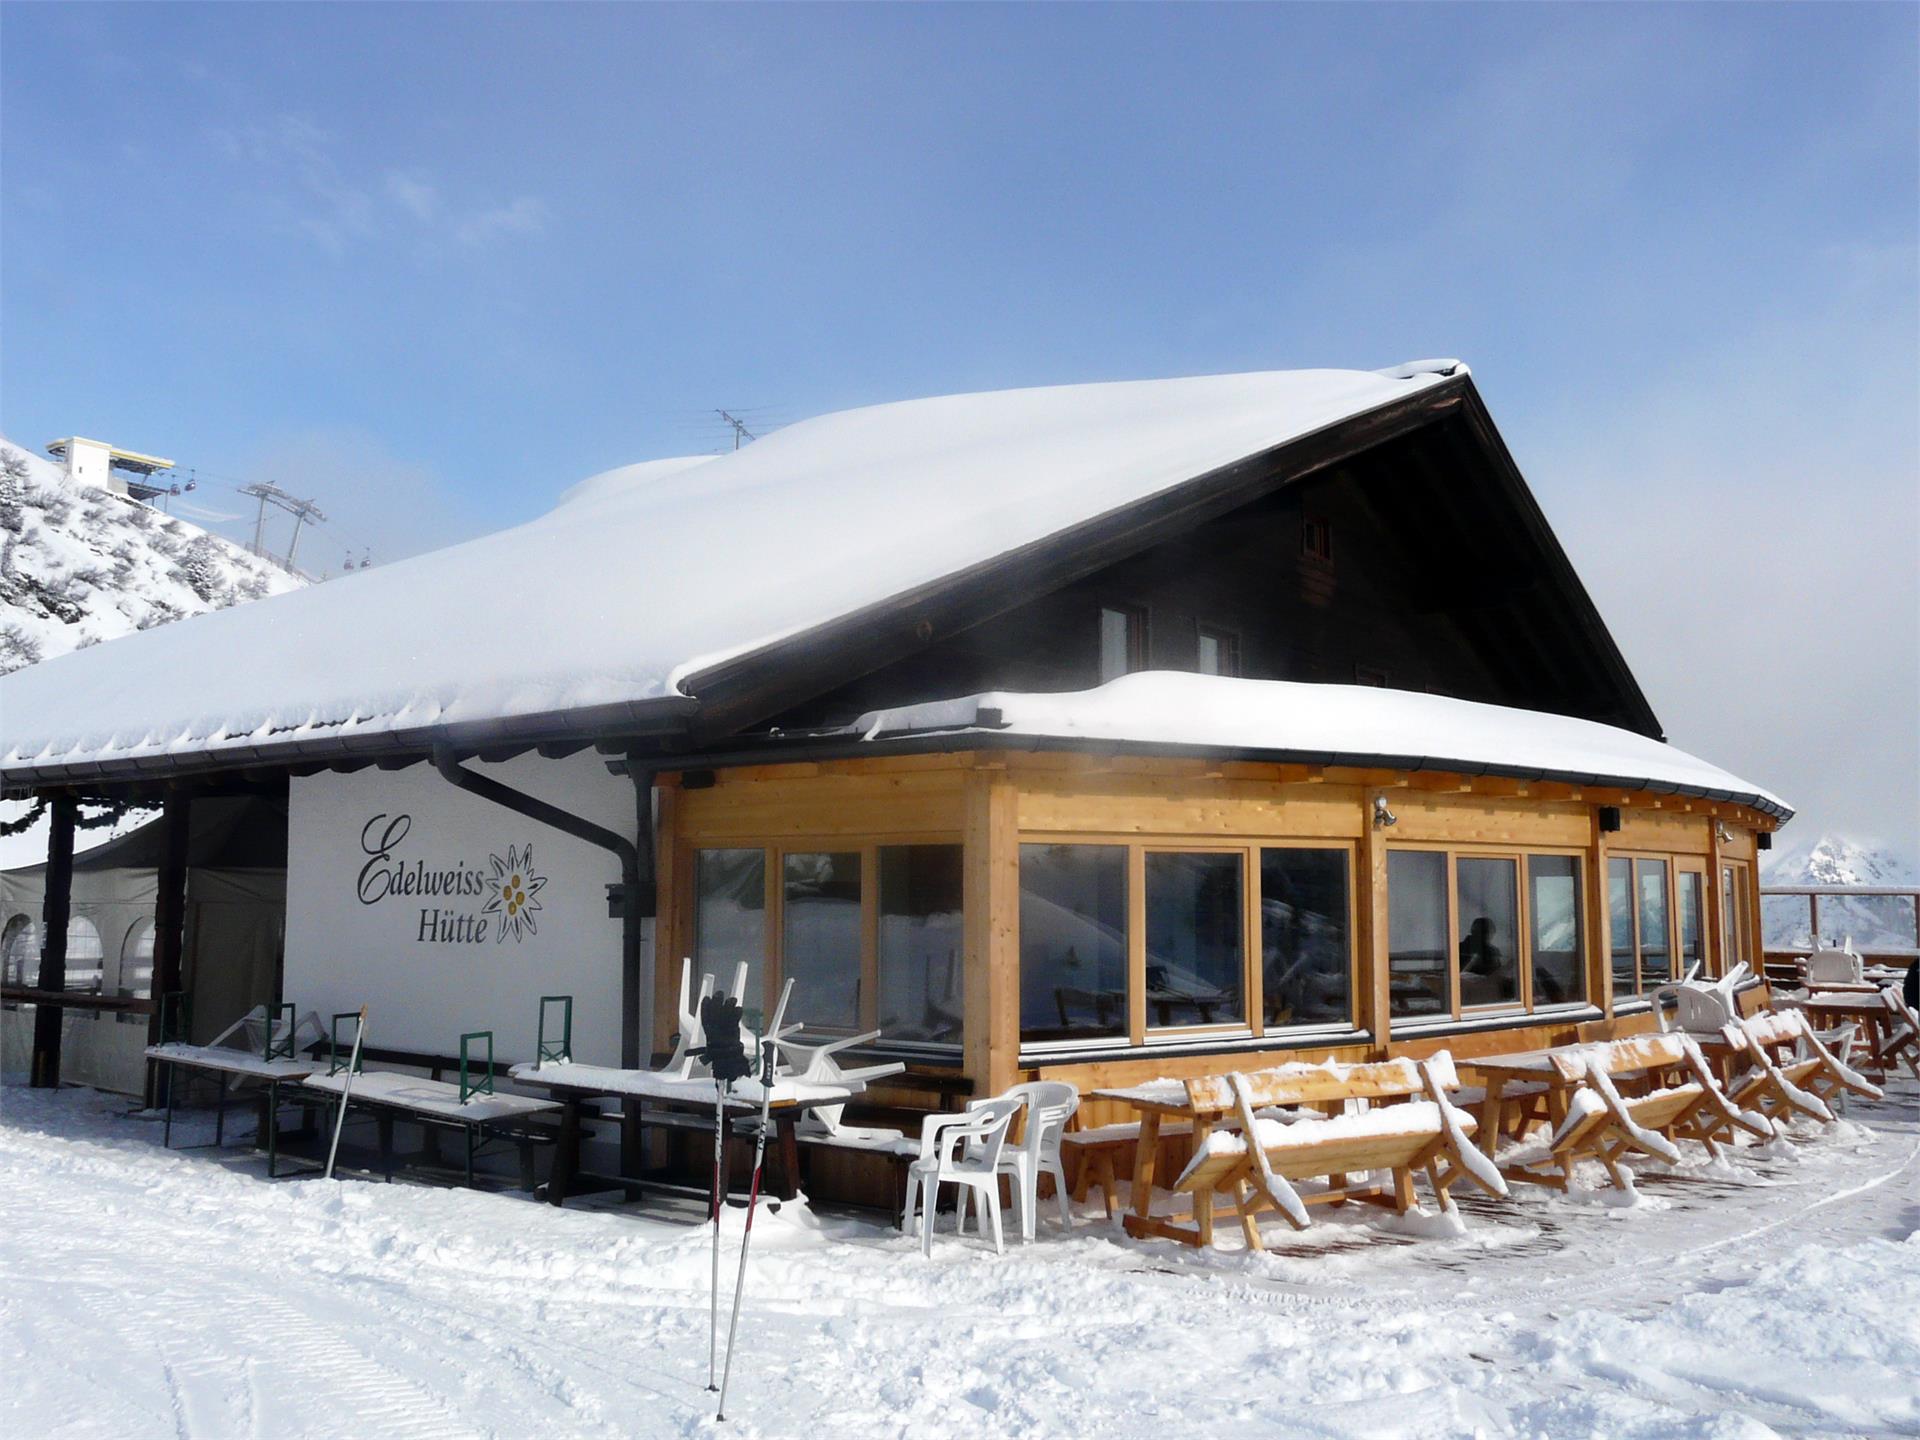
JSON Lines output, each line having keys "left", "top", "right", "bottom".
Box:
{"left": 1172, "top": 1054, "right": 1503, "bottom": 1248}
{"left": 1062, "top": 1121, "right": 1195, "bottom": 1220}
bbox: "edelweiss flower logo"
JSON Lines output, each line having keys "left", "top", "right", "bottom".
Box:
{"left": 482, "top": 844, "right": 547, "bottom": 942}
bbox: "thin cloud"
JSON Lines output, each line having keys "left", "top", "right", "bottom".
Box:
{"left": 214, "top": 114, "right": 547, "bottom": 253}
{"left": 454, "top": 196, "right": 550, "bottom": 246}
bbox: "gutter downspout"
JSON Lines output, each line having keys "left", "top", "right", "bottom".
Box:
{"left": 432, "top": 747, "right": 654, "bottom": 1174}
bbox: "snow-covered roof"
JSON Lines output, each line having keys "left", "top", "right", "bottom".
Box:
{"left": 1, "top": 364, "right": 1465, "bottom": 782}
{"left": 841, "top": 673, "right": 1791, "bottom": 817}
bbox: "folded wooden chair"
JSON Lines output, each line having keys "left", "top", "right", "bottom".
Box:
{"left": 1173, "top": 1053, "right": 1505, "bottom": 1248}
{"left": 1724, "top": 1009, "right": 1882, "bottom": 1126}
{"left": 1502, "top": 1033, "right": 1766, "bottom": 1192}
{"left": 1876, "top": 985, "right": 1920, "bottom": 1081}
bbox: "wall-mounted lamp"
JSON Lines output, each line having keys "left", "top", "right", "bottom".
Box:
{"left": 1372, "top": 795, "right": 1398, "bottom": 829}
{"left": 1716, "top": 822, "right": 1736, "bottom": 844}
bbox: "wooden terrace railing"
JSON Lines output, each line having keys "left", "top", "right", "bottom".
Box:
{"left": 1760, "top": 883, "right": 1920, "bottom": 983}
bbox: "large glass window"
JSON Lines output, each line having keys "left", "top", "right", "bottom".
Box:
{"left": 64, "top": 918, "right": 104, "bottom": 995}
{"left": 1388, "top": 850, "right": 1450, "bottom": 1018}
{"left": 1608, "top": 857, "right": 1636, "bottom": 998}
{"left": 1456, "top": 857, "right": 1520, "bottom": 1008}
{"left": 1259, "top": 848, "right": 1352, "bottom": 1027}
{"left": 695, "top": 849, "right": 766, "bottom": 1017}
{"left": 782, "top": 852, "right": 862, "bottom": 1031}
{"left": 1527, "top": 856, "right": 1586, "bottom": 1006}
{"left": 877, "top": 845, "right": 963, "bottom": 1046}
{"left": 1144, "top": 852, "right": 1244, "bottom": 1028}
{"left": 1677, "top": 870, "right": 1705, "bottom": 979}
{"left": 1636, "top": 860, "right": 1672, "bottom": 992}
{"left": 1019, "top": 844, "right": 1128, "bottom": 1044}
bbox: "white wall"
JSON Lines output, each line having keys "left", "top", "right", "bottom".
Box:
{"left": 285, "top": 752, "right": 644, "bottom": 1066}
{"left": 62, "top": 438, "right": 121, "bottom": 495}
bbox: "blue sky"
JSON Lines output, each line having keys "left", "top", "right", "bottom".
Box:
{"left": 3, "top": 3, "right": 1916, "bottom": 852}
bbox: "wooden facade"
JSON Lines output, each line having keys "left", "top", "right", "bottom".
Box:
{"left": 656, "top": 751, "right": 1774, "bottom": 1135}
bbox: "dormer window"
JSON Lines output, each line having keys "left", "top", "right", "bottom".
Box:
{"left": 1302, "top": 515, "right": 1333, "bottom": 564}
{"left": 1099, "top": 605, "right": 1147, "bottom": 683}
{"left": 1197, "top": 625, "right": 1240, "bottom": 678}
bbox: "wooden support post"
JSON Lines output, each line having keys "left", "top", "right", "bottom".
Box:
{"left": 1808, "top": 892, "right": 1822, "bottom": 950}
{"left": 964, "top": 770, "right": 1019, "bottom": 1097}
{"left": 1589, "top": 806, "right": 1612, "bottom": 1019}
{"left": 29, "top": 794, "right": 77, "bottom": 1088}
{"left": 1705, "top": 817, "right": 1725, "bottom": 980}
{"left": 145, "top": 791, "right": 193, "bottom": 1106}
{"left": 1361, "top": 789, "right": 1392, "bottom": 1054}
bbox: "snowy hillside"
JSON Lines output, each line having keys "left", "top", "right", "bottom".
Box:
{"left": 0, "top": 436, "right": 301, "bottom": 674}
{"left": 1761, "top": 832, "right": 1919, "bottom": 953}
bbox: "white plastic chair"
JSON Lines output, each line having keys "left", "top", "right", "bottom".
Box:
{"left": 974, "top": 1081, "right": 1079, "bottom": 1242}
{"left": 902, "top": 1095, "right": 1021, "bottom": 1257}
{"left": 662, "top": 957, "right": 749, "bottom": 1080}
{"left": 1805, "top": 945, "right": 1864, "bottom": 988}
{"left": 1653, "top": 962, "right": 1750, "bottom": 1036}
{"left": 779, "top": 1028, "right": 910, "bottom": 1147}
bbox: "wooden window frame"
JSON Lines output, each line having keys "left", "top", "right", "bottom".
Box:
{"left": 1675, "top": 861, "right": 1708, "bottom": 982}
{"left": 1389, "top": 841, "right": 1591, "bottom": 1022}
{"left": 685, "top": 833, "right": 964, "bottom": 1038}
{"left": 1302, "top": 514, "right": 1334, "bottom": 564}
{"left": 1017, "top": 831, "right": 1361, "bottom": 1053}
{"left": 1606, "top": 851, "right": 1682, "bottom": 998}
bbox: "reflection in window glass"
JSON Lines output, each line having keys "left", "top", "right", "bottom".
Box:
{"left": 1609, "top": 857, "right": 1636, "bottom": 998}
{"left": 783, "top": 852, "right": 862, "bottom": 1031}
{"left": 1636, "top": 860, "right": 1671, "bottom": 992}
{"left": 877, "top": 845, "right": 963, "bottom": 1046}
{"left": 1388, "top": 850, "right": 1450, "bottom": 1018}
{"left": 1020, "top": 845, "right": 1128, "bottom": 1043}
{"left": 1456, "top": 857, "right": 1520, "bottom": 1008}
{"left": 1144, "top": 853, "right": 1243, "bottom": 1028}
{"left": 1527, "top": 856, "right": 1586, "bottom": 1006}
{"left": 1677, "top": 871, "right": 1705, "bottom": 979}
{"left": 1260, "top": 848, "right": 1351, "bottom": 1027}
{"left": 696, "top": 849, "right": 766, "bottom": 1017}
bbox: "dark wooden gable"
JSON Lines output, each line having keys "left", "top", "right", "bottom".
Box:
{"left": 767, "top": 411, "right": 1655, "bottom": 734}
{"left": 685, "top": 378, "right": 1662, "bottom": 745}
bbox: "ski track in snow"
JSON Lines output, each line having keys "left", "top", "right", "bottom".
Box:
{"left": 1, "top": 1082, "right": 1916, "bottom": 1440}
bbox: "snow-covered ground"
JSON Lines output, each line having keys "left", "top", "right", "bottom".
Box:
{"left": 1, "top": 1081, "right": 1916, "bottom": 1439}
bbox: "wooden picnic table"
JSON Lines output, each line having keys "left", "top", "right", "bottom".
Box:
{"left": 1090, "top": 1079, "right": 1245, "bottom": 1248}
{"left": 145, "top": 1041, "right": 322, "bottom": 1178}
{"left": 508, "top": 1061, "right": 863, "bottom": 1208}
{"left": 1780, "top": 993, "right": 1900, "bottom": 1077}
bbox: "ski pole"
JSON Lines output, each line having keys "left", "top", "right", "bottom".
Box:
{"left": 324, "top": 1007, "right": 367, "bottom": 1181}
{"left": 708, "top": 1074, "right": 728, "bottom": 1391}
{"left": 690, "top": 986, "right": 752, "bottom": 1394}
{"left": 716, "top": 979, "right": 793, "bottom": 1423}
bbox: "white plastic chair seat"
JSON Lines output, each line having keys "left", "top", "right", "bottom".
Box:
{"left": 902, "top": 1096, "right": 1021, "bottom": 1257}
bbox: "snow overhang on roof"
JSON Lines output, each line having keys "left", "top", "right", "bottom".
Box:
{"left": 1, "top": 363, "right": 1471, "bottom": 786}
{"left": 839, "top": 673, "right": 1792, "bottom": 820}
